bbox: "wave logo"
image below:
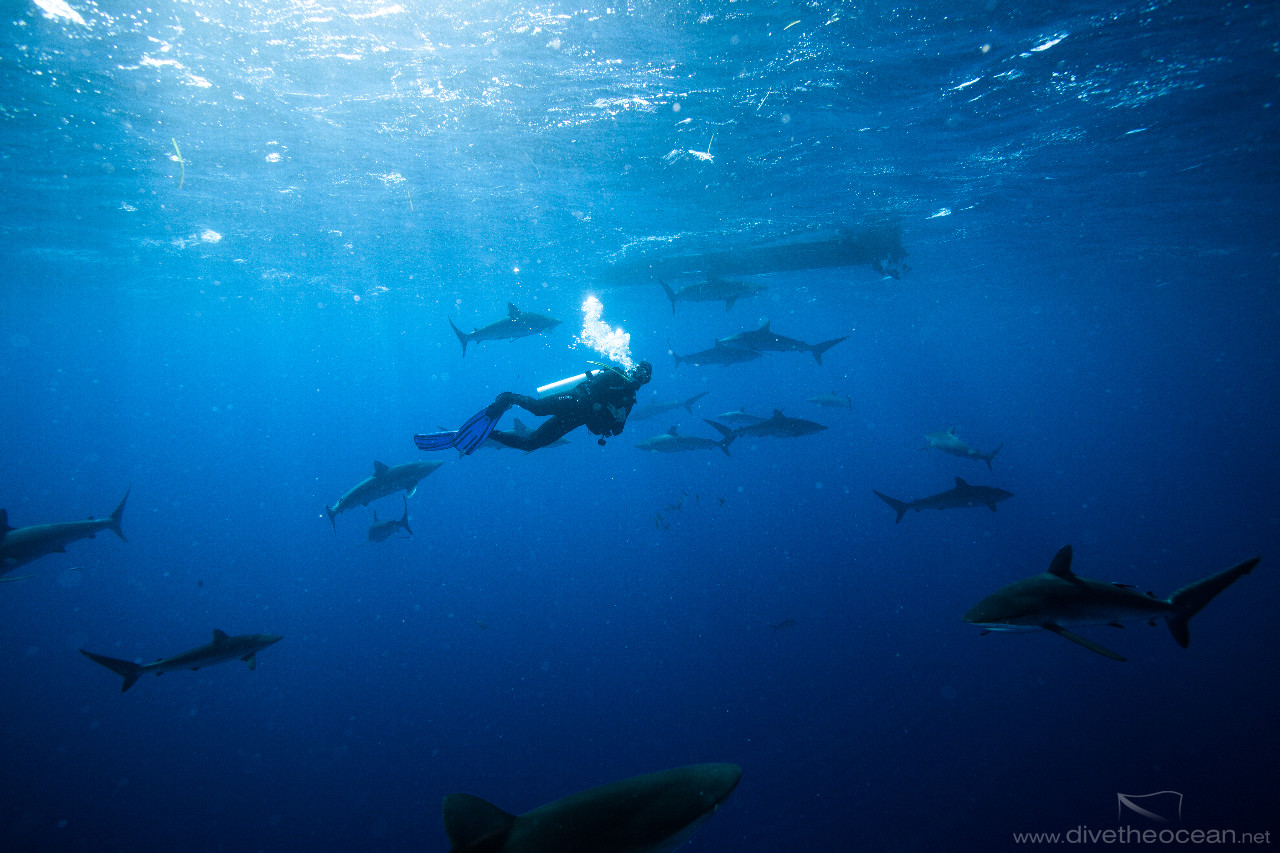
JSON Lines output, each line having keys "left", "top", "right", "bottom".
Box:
{"left": 1117, "top": 791, "right": 1183, "bottom": 823}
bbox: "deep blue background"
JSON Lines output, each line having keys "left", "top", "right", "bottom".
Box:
{"left": 2, "top": 1, "right": 1277, "bottom": 851}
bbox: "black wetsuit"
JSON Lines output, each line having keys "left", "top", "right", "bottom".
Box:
{"left": 487, "top": 367, "right": 647, "bottom": 451}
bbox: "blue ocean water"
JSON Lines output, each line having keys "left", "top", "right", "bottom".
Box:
{"left": 2, "top": 0, "right": 1278, "bottom": 850}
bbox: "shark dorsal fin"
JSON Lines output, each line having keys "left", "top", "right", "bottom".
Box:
{"left": 668, "top": 426, "right": 679, "bottom": 435}
{"left": 373, "top": 460, "right": 390, "bottom": 476}
{"left": 212, "top": 629, "right": 229, "bottom": 643}
{"left": 955, "top": 477, "right": 969, "bottom": 488}
{"left": 772, "top": 409, "right": 785, "bottom": 419}
{"left": 0, "top": 508, "right": 10, "bottom": 535}
{"left": 759, "top": 319, "right": 770, "bottom": 331}
{"left": 949, "top": 426, "right": 958, "bottom": 435}
{"left": 1046, "top": 545, "right": 1076, "bottom": 579}
{"left": 507, "top": 303, "right": 520, "bottom": 317}
{"left": 442, "top": 794, "right": 516, "bottom": 851}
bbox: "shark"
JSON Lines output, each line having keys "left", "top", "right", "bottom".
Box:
{"left": 923, "top": 426, "right": 1002, "bottom": 470}
{"left": 368, "top": 497, "right": 412, "bottom": 542}
{"left": 670, "top": 340, "right": 763, "bottom": 368}
{"left": 632, "top": 391, "right": 710, "bottom": 421}
{"left": 441, "top": 762, "right": 742, "bottom": 853}
{"left": 964, "top": 545, "right": 1261, "bottom": 661}
{"left": 717, "top": 321, "right": 848, "bottom": 365}
{"left": 873, "top": 477, "right": 1013, "bottom": 523}
{"left": 660, "top": 277, "right": 767, "bottom": 314}
{"left": 712, "top": 406, "right": 768, "bottom": 426}
{"left": 81, "top": 629, "right": 284, "bottom": 692}
{"left": 1, "top": 488, "right": 128, "bottom": 575}
{"left": 711, "top": 409, "right": 827, "bottom": 439}
{"left": 807, "top": 392, "right": 852, "bottom": 408}
{"left": 326, "top": 460, "right": 442, "bottom": 530}
{"left": 449, "top": 303, "right": 561, "bottom": 357}
{"left": 635, "top": 423, "right": 735, "bottom": 456}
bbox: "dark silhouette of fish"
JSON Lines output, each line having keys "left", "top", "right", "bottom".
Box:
{"left": 717, "top": 320, "right": 847, "bottom": 365}
{"left": 449, "top": 303, "right": 561, "bottom": 356}
{"left": 368, "top": 497, "right": 412, "bottom": 542}
{"left": 873, "top": 477, "right": 1012, "bottom": 523}
{"left": 441, "top": 763, "right": 742, "bottom": 853}
{"left": 81, "top": 629, "right": 283, "bottom": 692}
{"left": 965, "top": 545, "right": 1260, "bottom": 661}
{"left": 1, "top": 488, "right": 128, "bottom": 575}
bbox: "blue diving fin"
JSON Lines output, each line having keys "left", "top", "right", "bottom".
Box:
{"left": 414, "top": 407, "right": 499, "bottom": 456}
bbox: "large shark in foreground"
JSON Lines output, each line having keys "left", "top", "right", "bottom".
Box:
{"left": 81, "top": 629, "right": 284, "bottom": 692}
{"left": 717, "top": 320, "right": 847, "bottom": 365}
{"left": 441, "top": 763, "right": 741, "bottom": 853}
{"left": 964, "top": 545, "right": 1261, "bottom": 661}
{"left": 0, "top": 488, "right": 128, "bottom": 575}
{"left": 326, "top": 460, "right": 442, "bottom": 530}
{"left": 449, "top": 303, "right": 561, "bottom": 356}
{"left": 923, "top": 426, "right": 1002, "bottom": 470}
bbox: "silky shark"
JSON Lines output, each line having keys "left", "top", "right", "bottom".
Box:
{"left": 807, "top": 392, "right": 852, "bottom": 408}
{"left": 874, "top": 477, "right": 1012, "bottom": 523}
{"left": 712, "top": 406, "right": 767, "bottom": 426}
{"left": 441, "top": 762, "right": 741, "bottom": 853}
{"left": 670, "top": 340, "right": 763, "bottom": 368}
{"left": 710, "top": 409, "right": 826, "bottom": 439}
{"left": 964, "top": 545, "right": 1261, "bottom": 661}
{"left": 326, "top": 460, "right": 442, "bottom": 530}
{"left": 660, "top": 277, "right": 766, "bottom": 314}
{"left": 1, "top": 488, "right": 128, "bottom": 575}
{"left": 368, "top": 497, "right": 412, "bottom": 542}
{"left": 449, "top": 303, "right": 561, "bottom": 357}
{"left": 632, "top": 391, "right": 710, "bottom": 421}
{"left": 717, "top": 321, "right": 847, "bottom": 365}
{"left": 81, "top": 629, "right": 284, "bottom": 692}
{"left": 923, "top": 426, "right": 1002, "bottom": 470}
{"left": 635, "top": 423, "right": 735, "bottom": 456}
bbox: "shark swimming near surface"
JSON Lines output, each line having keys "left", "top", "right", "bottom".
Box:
{"left": 81, "top": 629, "right": 284, "bottom": 692}
{"left": 670, "top": 340, "right": 764, "bottom": 368}
{"left": 632, "top": 391, "right": 710, "bottom": 421}
{"left": 717, "top": 320, "right": 848, "bottom": 365}
{"left": 709, "top": 409, "right": 827, "bottom": 439}
{"left": 923, "top": 426, "right": 1002, "bottom": 470}
{"left": 873, "top": 477, "right": 1012, "bottom": 523}
{"left": 964, "top": 545, "right": 1261, "bottom": 661}
{"left": 441, "top": 762, "right": 742, "bottom": 853}
{"left": 326, "top": 460, "right": 442, "bottom": 530}
{"left": 1, "top": 488, "right": 128, "bottom": 575}
{"left": 635, "top": 423, "right": 735, "bottom": 456}
{"left": 449, "top": 303, "right": 561, "bottom": 357}
{"left": 368, "top": 497, "right": 412, "bottom": 542}
{"left": 660, "top": 277, "right": 767, "bottom": 314}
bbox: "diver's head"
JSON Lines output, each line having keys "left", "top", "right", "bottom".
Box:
{"left": 630, "top": 360, "right": 653, "bottom": 385}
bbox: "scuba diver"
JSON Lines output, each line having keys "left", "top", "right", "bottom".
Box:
{"left": 415, "top": 361, "right": 653, "bottom": 455}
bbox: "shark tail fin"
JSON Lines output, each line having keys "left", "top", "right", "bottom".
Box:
{"left": 442, "top": 793, "right": 516, "bottom": 853}
{"left": 80, "top": 649, "right": 144, "bottom": 692}
{"left": 873, "top": 490, "right": 910, "bottom": 524}
{"left": 448, "top": 318, "right": 469, "bottom": 357}
{"left": 668, "top": 339, "right": 683, "bottom": 369}
{"left": 108, "top": 487, "right": 129, "bottom": 542}
{"left": 400, "top": 497, "right": 412, "bottom": 537}
{"left": 704, "top": 419, "right": 736, "bottom": 456}
{"left": 325, "top": 505, "right": 338, "bottom": 533}
{"left": 983, "top": 443, "right": 1004, "bottom": 471}
{"left": 1166, "top": 556, "right": 1260, "bottom": 648}
{"left": 809, "top": 336, "right": 848, "bottom": 366}
{"left": 683, "top": 391, "right": 710, "bottom": 413}
{"left": 659, "top": 281, "right": 677, "bottom": 315}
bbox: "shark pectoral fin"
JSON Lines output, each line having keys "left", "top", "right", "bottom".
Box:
{"left": 1107, "top": 621, "right": 1125, "bottom": 629}
{"left": 1043, "top": 623, "right": 1127, "bottom": 662}
{"left": 243, "top": 653, "right": 258, "bottom": 670}
{"left": 442, "top": 793, "right": 516, "bottom": 852}
{"left": 406, "top": 486, "right": 418, "bottom": 499}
